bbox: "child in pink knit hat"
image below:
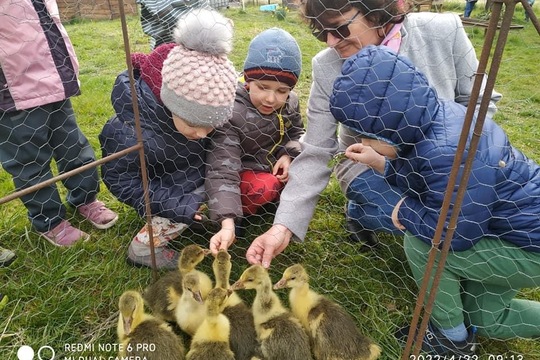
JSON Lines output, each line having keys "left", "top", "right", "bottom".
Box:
{"left": 99, "top": 8, "right": 237, "bottom": 269}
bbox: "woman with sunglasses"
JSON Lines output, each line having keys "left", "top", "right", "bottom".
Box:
{"left": 246, "top": 0, "right": 502, "bottom": 267}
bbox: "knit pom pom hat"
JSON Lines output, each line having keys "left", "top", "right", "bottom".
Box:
{"left": 131, "top": 43, "right": 176, "bottom": 103}
{"left": 243, "top": 28, "right": 302, "bottom": 88}
{"left": 160, "top": 8, "right": 237, "bottom": 128}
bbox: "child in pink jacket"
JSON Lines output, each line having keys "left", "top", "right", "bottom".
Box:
{"left": 0, "top": 0, "right": 118, "bottom": 246}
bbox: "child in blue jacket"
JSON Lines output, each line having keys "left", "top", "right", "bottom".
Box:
{"left": 330, "top": 45, "right": 540, "bottom": 356}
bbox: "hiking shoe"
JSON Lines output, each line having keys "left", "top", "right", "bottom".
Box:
{"left": 78, "top": 200, "right": 118, "bottom": 230}
{"left": 395, "top": 322, "right": 477, "bottom": 356}
{"left": 346, "top": 215, "right": 379, "bottom": 250}
{"left": 126, "top": 241, "right": 179, "bottom": 270}
{"left": 40, "top": 220, "right": 90, "bottom": 247}
{"left": 133, "top": 217, "right": 188, "bottom": 247}
{"left": 0, "top": 247, "right": 16, "bottom": 267}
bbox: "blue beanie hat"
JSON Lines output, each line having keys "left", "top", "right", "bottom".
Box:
{"left": 243, "top": 28, "right": 302, "bottom": 88}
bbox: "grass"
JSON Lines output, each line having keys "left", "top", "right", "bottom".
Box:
{"left": 1, "top": 1, "right": 539, "bottom": 358}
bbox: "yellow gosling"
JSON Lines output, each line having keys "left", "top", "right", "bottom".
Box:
{"left": 231, "top": 265, "right": 313, "bottom": 360}
{"left": 212, "top": 249, "right": 261, "bottom": 360}
{"left": 144, "top": 244, "right": 212, "bottom": 322}
{"left": 186, "top": 287, "right": 235, "bottom": 360}
{"left": 274, "top": 264, "right": 382, "bottom": 360}
{"left": 175, "top": 272, "right": 207, "bottom": 336}
{"left": 117, "top": 290, "right": 185, "bottom": 360}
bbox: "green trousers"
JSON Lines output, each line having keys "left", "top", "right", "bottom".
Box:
{"left": 404, "top": 233, "right": 540, "bottom": 339}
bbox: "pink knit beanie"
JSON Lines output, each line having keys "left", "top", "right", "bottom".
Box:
{"left": 160, "top": 8, "right": 238, "bottom": 128}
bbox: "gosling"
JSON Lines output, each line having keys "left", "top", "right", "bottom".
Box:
{"left": 274, "top": 264, "right": 382, "bottom": 360}
{"left": 213, "top": 249, "right": 261, "bottom": 360}
{"left": 117, "top": 290, "right": 185, "bottom": 360}
{"left": 231, "top": 265, "right": 313, "bottom": 360}
{"left": 144, "top": 244, "right": 212, "bottom": 322}
{"left": 186, "top": 287, "right": 235, "bottom": 360}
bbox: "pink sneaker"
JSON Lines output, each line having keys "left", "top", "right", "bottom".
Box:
{"left": 78, "top": 200, "right": 118, "bottom": 230}
{"left": 41, "top": 220, "right": 90, "bottom": 247}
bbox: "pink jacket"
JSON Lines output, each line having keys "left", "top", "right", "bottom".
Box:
{"left": 0, "top": 0, "right": 80, "bottom": 111}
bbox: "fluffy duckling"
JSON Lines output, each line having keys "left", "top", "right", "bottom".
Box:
{"left": 144, "top": 244, "right": 212, "bottom": 322}
{"left": 231, "top": 265, "right": 313, "bottom": 360}
{"left": 274, "top": 264, "right": 382, "bottom": 360}
{"left": 117, "top": 290, "right": 185, "bottom": 360}
{"left": 186, "top": 287, "right": 235, "bottom": 360}
{"left": 175, "top": 272, "right": 207, "bottom": 336}
{"left": 213, "top": 250, "right": 261, "bottom": 360}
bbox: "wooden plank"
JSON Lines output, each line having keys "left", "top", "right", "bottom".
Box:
{"left": 460, "top": 15, "right": 524, "bottom": 29}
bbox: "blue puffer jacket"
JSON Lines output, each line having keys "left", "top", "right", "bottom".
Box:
{"left": 330, "top": 45, "right": 540, "bottom": 252}
{"left": 99, "top": 70, "right": 207, "bottom": 224}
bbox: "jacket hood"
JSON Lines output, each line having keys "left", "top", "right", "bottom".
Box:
{"left": 330, "top": 45, "right": 439, "bottom": 149}
{"left": 111, "top": 69, "right": 179, "bottom": 134}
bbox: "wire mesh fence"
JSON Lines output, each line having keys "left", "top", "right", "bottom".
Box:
{"left": 1, "top": 1, "right": 540, "bottom": 359}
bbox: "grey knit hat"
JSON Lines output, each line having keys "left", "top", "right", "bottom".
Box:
{"left": 160, "top": 8, "right": 237, "bottom": 128}
{"left": 243, "top": 27, "right": 302, "bottom": 88}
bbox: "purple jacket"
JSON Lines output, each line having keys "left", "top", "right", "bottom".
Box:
{"left": 0, "top": 0, "right": 80, "bottom": 112}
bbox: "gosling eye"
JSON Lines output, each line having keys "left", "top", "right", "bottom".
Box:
{"left": 290, "top": 276, "right": 296, "bottom": 281}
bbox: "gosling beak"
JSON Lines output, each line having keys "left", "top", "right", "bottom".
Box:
{"left": 123, "top": 316, "right": 133, "bottom": 335}
{"left": 192, "top": 290, "right": 204, "bottom": 304}
{"left": 202, "top": 249, "right": 212, "bottom": 256}
{"left": 273, "top": 278, "right": 287, "bottom": 290}
{"left": 230, "top": 280, "right": 244, "bottom": 290}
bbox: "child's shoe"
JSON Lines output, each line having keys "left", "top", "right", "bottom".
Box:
{"left": 126, "top": 239, "right": 179, "bottom": 270}
{"left": 125, "top": 217, "right": 186, "bottom": 269}
{"left": 345, "top": 214, "right": 379, "bottom": 249}
{"left": 132, "top": 217, "right": 188, "bottom": 247}
{"left": 0, "top": 247, "right": 16, "bottom": 267}
{"left": 395, "top": 321, "right": 477, "bottom": 356}
{"left": 40, "top": 220, "right": 90, "bottom": 247}
{"left": 78, "top": 200, "right": 118, "bottom": 230}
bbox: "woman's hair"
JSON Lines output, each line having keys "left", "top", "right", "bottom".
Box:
{"left": 301, "top": 0, "right": 409, "bottom": 31}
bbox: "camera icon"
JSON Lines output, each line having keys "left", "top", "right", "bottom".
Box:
{"left": 17, "top": 345, "right": 56, "bottom": 360}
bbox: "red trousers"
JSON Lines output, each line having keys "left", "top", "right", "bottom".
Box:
{"left": 240, "top": 170, "right": 284, "bottom": 216}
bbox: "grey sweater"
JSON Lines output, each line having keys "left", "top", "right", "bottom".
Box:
{"left": 274, "top": 12, "right": 502, "bottom": 241}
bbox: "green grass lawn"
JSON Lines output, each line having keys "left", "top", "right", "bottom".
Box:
{"left": 1, "top": 2, "right": 539, "bottom": 359}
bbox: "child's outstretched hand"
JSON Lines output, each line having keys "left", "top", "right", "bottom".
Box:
{"left": 273, "top": 155, "right": 291, "bottom": 182}
{"left": 345, "top": 143, "right": 386, "bottom": 173}
{"left": 210, "top": 218, "right": 236, "bottom": 255}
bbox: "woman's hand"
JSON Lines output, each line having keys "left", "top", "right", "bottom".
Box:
{"left": 246, "top": 224, "right": 291, "bottom": 268}
{"left": 392, "top": 197, "right": 406, "bottom": 230}
{"left": 273, "top": 155, "right": 292, "bottom": 182}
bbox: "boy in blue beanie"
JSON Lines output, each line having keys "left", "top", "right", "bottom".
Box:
{"left": 205, "top": 28, "right": 305, "bottom": 255}
{"left": 330, "top": 45, "right": 540, "bottom": 356}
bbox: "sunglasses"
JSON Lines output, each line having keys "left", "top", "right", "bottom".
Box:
{"left": 312, "top": 10, "right": 362, "bottom": 43}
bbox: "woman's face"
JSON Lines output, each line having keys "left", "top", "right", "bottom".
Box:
{"left": 318, "top": 8, "right": 383, "bottom": 58}
{"left": 172, "top": 114, "right": 213, "bottom": 140}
